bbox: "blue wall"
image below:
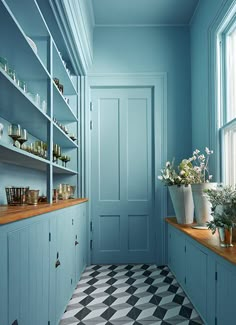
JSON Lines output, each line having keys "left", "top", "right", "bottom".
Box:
{"left": 90, "top": 26, "right": 192, "bottom": 165}
{"left": 0, "top": 163, "right": 47, "bottom": 205}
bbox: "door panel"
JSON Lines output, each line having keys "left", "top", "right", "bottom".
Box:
{"left": 91, "top": 87, "right": 155, "bottom": 264}
{"left": 127, "top": 98, "right": 149, "bottom": 201}
{"left": 99, "top": 98, "right": 120, "bottom": 201}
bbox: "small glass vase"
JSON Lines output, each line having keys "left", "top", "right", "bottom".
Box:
{"left": 218, "top": 227, "right": 233, "bottom": 247}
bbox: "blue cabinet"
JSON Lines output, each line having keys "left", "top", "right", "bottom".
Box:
{"left": 185, "top": 239, "right": 207, "bottom": 321}
{"left": 168, "top": 226, "right": 186, "bottom": 287}
{"left": 167, "top": 221, "right": 236, "bottom": 325}
{"left": 0, "top": 202, "right": 88, "bottom": 325}
{"left": 51, "top": 210, "right": 75, "bottom": 325}
{"left": 216, "top": 261, "right": 236, "bottom": 324}
{"left": 49, "top": 203, "right": 88, "bottom": 325}
{"left": 8, "top": 218, "right": 50, "bottom": 325}
{"left": 76, "top": 203, "right": 88, "bottom": 279}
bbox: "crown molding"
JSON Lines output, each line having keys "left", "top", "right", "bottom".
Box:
{"left": 49, "top": 0, "right": 94, "bottom": 75}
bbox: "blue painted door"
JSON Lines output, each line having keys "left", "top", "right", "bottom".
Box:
{"left": 91, "top": 87, "right": 155, "bottom": 264}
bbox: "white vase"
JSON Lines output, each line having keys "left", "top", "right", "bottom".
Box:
{"left": 168, "top": 185, "right": 194, "bottom": 224}
{"left": 191, "top": 182, "right": 217, "bottom": 228}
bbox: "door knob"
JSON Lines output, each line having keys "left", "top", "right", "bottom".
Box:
{"left": 75, "top": 240, "right": 79, "bottom": 246}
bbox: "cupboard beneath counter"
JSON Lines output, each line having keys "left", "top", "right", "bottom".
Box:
{"left": 166, "top": 218, "right": 236, "bottom": 325}
{"left": 0, "top": 200, "right": 88, "bottom": 325}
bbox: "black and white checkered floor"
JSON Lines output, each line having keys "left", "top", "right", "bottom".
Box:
{"left": 60, "top": 264, "right": 204, "bottom": 325}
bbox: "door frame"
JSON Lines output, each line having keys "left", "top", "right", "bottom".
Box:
{"left": 85, "top": 73, "right": 168, "bottom": 266}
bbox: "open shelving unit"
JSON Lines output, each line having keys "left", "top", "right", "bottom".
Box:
{"left": 0, "top": 0, "right": 80, "bottom": 202}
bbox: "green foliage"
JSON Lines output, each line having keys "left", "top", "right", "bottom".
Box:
{"left": 204, "top": 185, "right": 236, "bottom": 233}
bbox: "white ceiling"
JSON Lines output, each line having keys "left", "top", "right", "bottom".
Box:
{"left": 91, "top": 0, "right": 199, "bottom": 26}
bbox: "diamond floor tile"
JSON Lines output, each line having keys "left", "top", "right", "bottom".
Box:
{"left": 60, "top": 265, "right": 204, "bottom": 325}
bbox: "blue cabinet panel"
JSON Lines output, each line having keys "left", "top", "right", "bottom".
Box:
{"left": 168, "top": 226, "right": 186, "bottom": 287}
{"left": 8, "top": 219, "right": 49, "bottom": 325}
{"left": 54, "top": 210, "right": 75, "bottom": 324}
{"left": 185, "top": 240, "right": 207, "bottom": 320}
{"left": 216, "top": 262, "right": 236, "bottom": 324}
{"left": 75, "top": 203, "right": 88, "bottom": 281}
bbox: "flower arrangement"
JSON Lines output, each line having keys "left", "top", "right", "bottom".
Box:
{"left": 177, "top": 147, "right": 213, "bottom": 184}
{"left": 158, "top": 159, "right": 181, "bottom": 186}
{"left": 204, "top": 185, "right": 236, "bottom": 233}
{"left": 158, "top": 147, "right": 214, "bottom": 186}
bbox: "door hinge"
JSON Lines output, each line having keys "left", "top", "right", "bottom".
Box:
{"left": 49, "top": 232, "right": 51, "bottom": 242}
{"left": 90, "top": 239, "right": 93, "bottom": 250}
{"left": 90, "top": 120, "right": 93, "bottom": 130}
{"left": 90, "top": 102, "right": 93, "bottom": 111}
{"left": 90, "top": 221, "right": 93, "bottom": 232}
{"left": 48, "top": 322, "right": 50, "bottom": 325}
{"left": 184, "top": 245, "right": 186, "bottom": 253}
{"left": 71, "top": 278, "right": 73, "bottom": 285}
{"left": 184, "top": 276, "right": 186, "bottom": 284}
{"left": 215, "top": 316, "right": 217, "bottom": 325}
{"left": 215, "top": 271, "right": 218, "bottom": 281}
{"left": 72, "top": 218, "right": 74, "bottom": 225}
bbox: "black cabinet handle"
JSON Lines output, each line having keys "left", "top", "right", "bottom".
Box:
{"left": 12, "top": 320, "right": 18, "bottom": 325}
{"left": 55, "top": 259, "right": 61, "bottom": 268}
{"left": 75, "top": 240, "right": 79, "bottom": 246}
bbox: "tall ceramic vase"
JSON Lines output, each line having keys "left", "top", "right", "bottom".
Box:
{"left": 168, "top": 185, "right": 194, "bottom": 224}
{"left": 191, "top": 182, "right": 217, "bottom": 228}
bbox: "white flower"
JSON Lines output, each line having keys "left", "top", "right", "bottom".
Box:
{"left": 198, "top": 154, "right": 205, "bottom": 161}
{"left": 166, "top": 161, "right": 171, "bottom": 167}
{"left": 193, "top": 149, "right": 200, "bottom": 155}
{"left": 158, "top": 175, "right": 163, "bottom": 180}
{"left": 209, "top": 175, "right": 213, "bottom": 180}
{"left": 180, "top": 170, "right": 185, "bottom": 176}
{"left": 205, "top": 147, "right": 213, "bottom": 155}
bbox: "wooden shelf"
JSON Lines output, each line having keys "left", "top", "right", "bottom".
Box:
{"left": 0, "top": 198, "right": 88, "bottom": 225}
{"left": 166, "top": 217, "right": 236, "bottom": 265}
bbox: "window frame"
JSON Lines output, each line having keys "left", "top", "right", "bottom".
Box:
{"left": 217, "top": 12, "right": 236, "bottom": 185}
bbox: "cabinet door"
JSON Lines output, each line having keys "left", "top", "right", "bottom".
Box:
{"left": 216, "top": 262, "right": 236, "bottom": 324}
{"left": 8, "top": 220, "right": 49, "bottom": 325}
{"left": 185, "top": 240, "right": 207, "bottom": 320}
{"left": 74, "top": 205, "right": 83, "bottom": 283}
{"left": 168, "top": 226, "right": 186, "bottom": 287}
{"left": 54, "top": 210, "right": 75, "bottom": 324}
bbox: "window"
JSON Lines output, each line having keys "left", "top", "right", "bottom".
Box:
{"left": 218, "top": 13, "right": 236, "bottom": 185}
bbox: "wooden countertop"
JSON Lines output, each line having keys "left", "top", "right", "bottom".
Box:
{"left": 0, "top": 198, "right": 88, "bottom": 225}
{"left": 166, "top": 217, "right": 236, "bottom": 265}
